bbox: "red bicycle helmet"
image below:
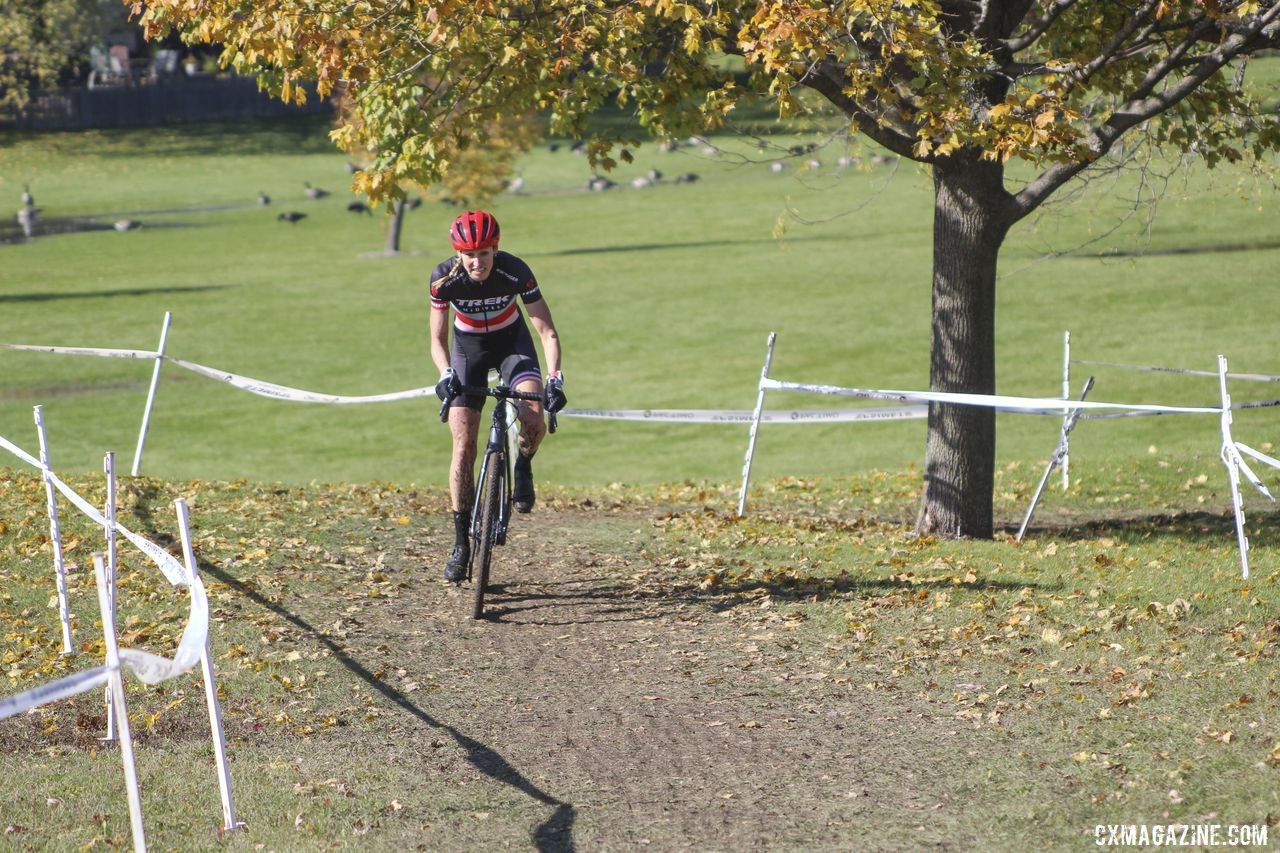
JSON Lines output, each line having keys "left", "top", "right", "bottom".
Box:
{"left": 449, "top": 210, "right": 500, "bottom": 251}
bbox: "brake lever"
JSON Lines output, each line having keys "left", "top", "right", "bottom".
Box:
{"left": 439, "top": 398, "right": 450, "bottom": 423}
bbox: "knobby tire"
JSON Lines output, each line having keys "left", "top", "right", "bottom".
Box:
{"left": 472, "top": 450, "right": 502, "bottom": 619}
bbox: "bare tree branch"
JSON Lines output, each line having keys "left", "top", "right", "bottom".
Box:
{"left": 1013, "top": 3, "right": 1280, "bottom": 217}
{"left": 1006, "top": 0, "right": 1079, "bottom": 51}
{"left": 1069, "top": 0, "right": 1163, "bottom": 91}
{"left": 800, "top": 58, "right": 920, "bottom": 159}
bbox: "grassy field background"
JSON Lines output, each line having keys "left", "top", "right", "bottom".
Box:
{"left": 1, "top": 82, "right": 1278, "bottom": 498}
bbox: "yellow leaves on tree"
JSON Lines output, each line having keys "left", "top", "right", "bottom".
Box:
{"left": 105, "top": 0, "right": 1280, "bottom": 205}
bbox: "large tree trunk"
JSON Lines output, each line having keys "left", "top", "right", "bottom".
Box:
{"left": 915, "top": 156, "right": 1016, "bottom": 539}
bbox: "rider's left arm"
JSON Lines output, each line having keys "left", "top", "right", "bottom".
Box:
{"left": 525, "top": 299, "right": 561, "bottom": 378}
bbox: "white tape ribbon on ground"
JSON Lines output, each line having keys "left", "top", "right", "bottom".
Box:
{"left": 166, "top": 357, "right": 435, "bottom": 404}
{"left": 560, "top": 406, "right": 927, "bottom": 423}
{"left": 0, "top": 432, "right": 210, "bottom": 719}
{"left": 759, "top": 377, "right": 1222, "bottom": 416}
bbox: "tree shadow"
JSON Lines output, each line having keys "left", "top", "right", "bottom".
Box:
{"left": 661, "top": 572, "right": 1047, "bottom": 614}
{"left": 1010, "top": 507, "right": 1280, "bottom": 550}
{"left": 540, "top": 233, "right": 831, "bottom": 257}
{"left": 0, "top": 284, "right": 232, "bottom": 304}
{"left": 1094, "top": 239, "right": 1280, "bottom": 259}
{"left": 126, "top": 484, "right": 578, "bottom": 853}
{"left": 479, "top": 568, "right": 1047, "bottom": 627}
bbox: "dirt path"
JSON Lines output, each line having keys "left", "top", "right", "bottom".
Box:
{"left": 323, "top": 504, "right": 986, "bottom": 851}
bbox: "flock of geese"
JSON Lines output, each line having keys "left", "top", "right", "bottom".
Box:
{"left": 13, "top": 144, "right": 895, "bottom": 237}
{"left": 269, "top": 180, "right": 395, "bottom": 223}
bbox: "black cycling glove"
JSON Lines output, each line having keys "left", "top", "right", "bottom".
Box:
{"left": 435, "top": 368, "right": 461, "bottom": 402}
{"left": 545, "top": 373, "right": 566, "bottom": 414}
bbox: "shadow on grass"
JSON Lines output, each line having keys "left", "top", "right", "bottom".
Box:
{"left": 482, "top": 570, "right": 1046, "bottom": 627}
{"left": 0, "top": 284, "right": 232, "bottom": 304}
{"left": 539, "top": 231, "right": 837, "bottom": 258}
{"left": 1009, "top": 507, "right": 1280, "bottom": 550}
{"left": 1094, "top": 239, "right": 1280, "bottom": 259}
{"left": 675, "top": 573, "right": 1045, "bottom": 614}
{"left": 127, "top": 485, "right": 578, "bottom": 853}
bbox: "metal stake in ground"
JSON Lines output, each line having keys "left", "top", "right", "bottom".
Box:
{"left": 131, "top": 312, "right": 172, "bottom": 476}
{"left": 1017, "top": 375, "right": 1094, "bottom": 542}
{"left": 738, "top": 332, "right": 777, "bottom": 518}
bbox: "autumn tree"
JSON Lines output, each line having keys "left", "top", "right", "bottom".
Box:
{"left": 135, "top": 0, "right": 1280, "bottom": 537}
{"left": 0, "top": 0, "right": 114, "bottom": 117}
{"left": 330, "top": 83, "right": 541, "bottom": 254}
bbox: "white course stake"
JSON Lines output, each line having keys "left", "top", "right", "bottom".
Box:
{"left": 92, "top": 553, "right": 148, "bottom": 853}
{"left": 1219, "top": 355, "right": 1254, "bottom": 580}
{"left": 175, "top": 498, "right": 244, "bottom": 832}
{"left": 1061, "top": 331, "right": 1071, "bottom": 490}
{"left": 102, "top": 452, "right": 120, "bottom": 741}
{"left": 131, "top": 312, "right": 172, "bottom": 476}
{"left": 738, "top": 332, "right": 777, "bottom": 517}
{"left": 34, "top": 406, "right": 74, "bottom": 655}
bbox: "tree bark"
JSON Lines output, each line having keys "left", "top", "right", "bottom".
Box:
{"left": 915, "top": 155, "right": 1016, "bottom": 539}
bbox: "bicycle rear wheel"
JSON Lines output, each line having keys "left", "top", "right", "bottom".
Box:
{"left": 471, "top": 449, "right": 503, "bottom": 619}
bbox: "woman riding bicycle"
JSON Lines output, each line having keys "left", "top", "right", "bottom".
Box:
{"left": 430, "top": 210, "right": 566, "bottom": 582}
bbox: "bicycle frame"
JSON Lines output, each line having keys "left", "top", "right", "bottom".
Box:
{"left": 468, "top": 394, "right": 516, "bottom": 564}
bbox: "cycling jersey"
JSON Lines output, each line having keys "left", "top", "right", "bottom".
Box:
{"left": 431, "top": 251, "right": 545, "bottom": 410}
{"left": 429, "top": 251, "right": 543, "bottom": 334}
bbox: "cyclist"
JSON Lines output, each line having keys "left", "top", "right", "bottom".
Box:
{"left": 430, "top": 210, "right": 566, "bottom": 582}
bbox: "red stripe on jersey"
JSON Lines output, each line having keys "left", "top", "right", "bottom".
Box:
{"left": 455, "top": 302, "right": 518, "bottom": 330}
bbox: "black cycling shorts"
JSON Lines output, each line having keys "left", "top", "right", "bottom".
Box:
{"left": 449, "top": 322, "right": 542, "bottom": 411}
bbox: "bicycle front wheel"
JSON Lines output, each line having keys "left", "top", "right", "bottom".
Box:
{"left": 471, "top": 449, "right": 503, "bottom": 619}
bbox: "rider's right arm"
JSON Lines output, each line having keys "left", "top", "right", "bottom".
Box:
{"left": 429, "top": 296, "right": 452, "bottom": 373}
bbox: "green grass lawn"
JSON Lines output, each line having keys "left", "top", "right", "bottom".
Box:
{"left": 1, "top": 77, "right": 1278, "bottom": 503}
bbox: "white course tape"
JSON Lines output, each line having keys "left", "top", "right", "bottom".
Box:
{"left": 0, "top": 432, "right": 210, "bottom": 719}
{"left": 1074, "top": 359, "right": 1280, "bottom": 384}
{"left": 561, "top": 406, "right": 927, "bottom": 424}
{"left": 0, "top": 667, "right": 113, "bottom": 719}
{"left": 166, "top": 357, "right": 435, "bottom": 404}
{"left": 759, "top": 377, "right": 1222, "bottom": 416}
{"left": 0, "top": 343, "right": 158, "bottom": 360}
{"left": 1, "top": 340, "right": 1235, "bottom": 418}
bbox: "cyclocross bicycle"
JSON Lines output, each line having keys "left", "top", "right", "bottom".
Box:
{"left": 440, "top": 384, "right": 556, "bottom": 619}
